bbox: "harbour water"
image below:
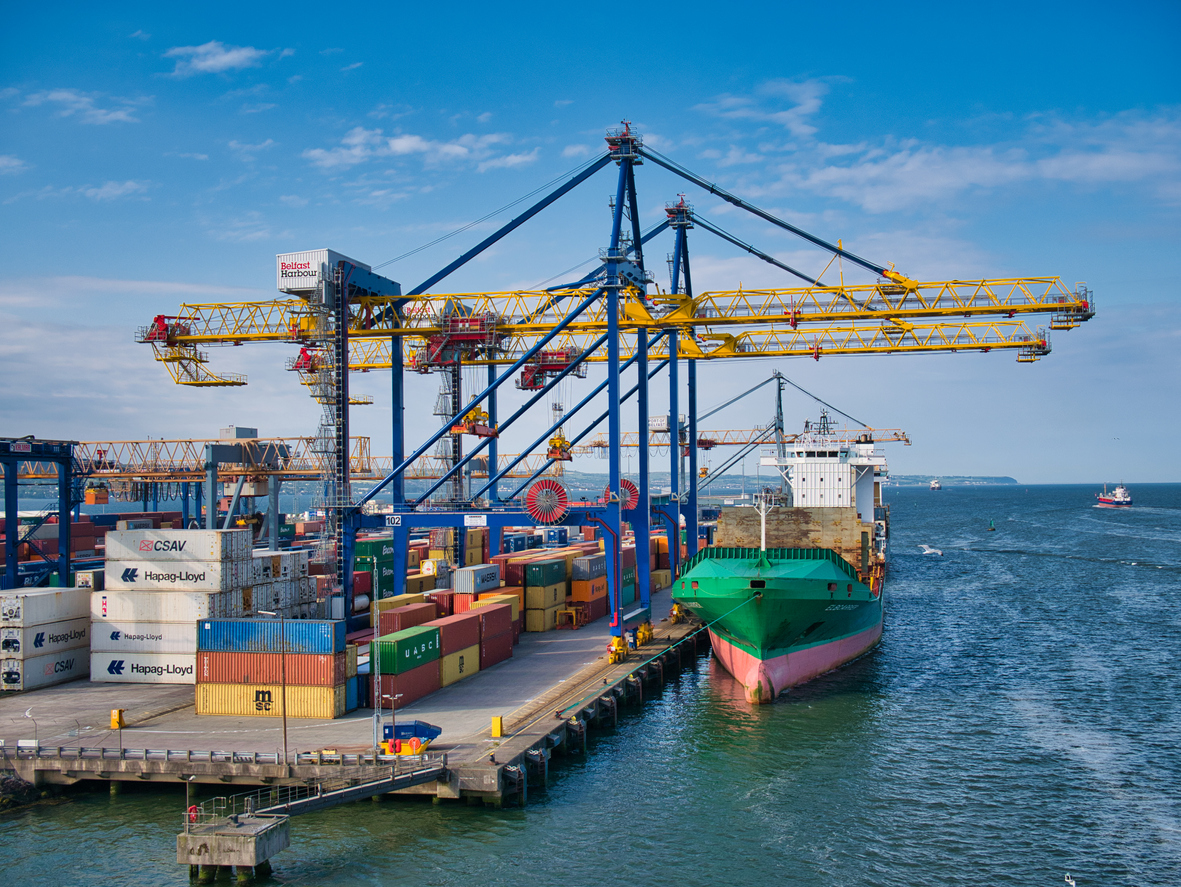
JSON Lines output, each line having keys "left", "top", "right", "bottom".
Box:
{"left": 4, "top": 484, "right": 1179, "bottom": 886}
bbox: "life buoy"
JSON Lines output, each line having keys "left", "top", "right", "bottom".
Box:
{"left": 187, "top": 805, "right": 199, "bottom": 823}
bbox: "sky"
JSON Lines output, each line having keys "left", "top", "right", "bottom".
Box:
{"left": 1, "top": 1, "right": 1178, "bottom": 485}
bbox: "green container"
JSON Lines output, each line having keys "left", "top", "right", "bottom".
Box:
{"left": 622, "top": 566, "right": 636, "bottom": 587}
{"left": 356, "top": 537, "right": 396, "bottom": 560}
{"left": 525, "top": 558, "right": 565, "bottom": 588}
{"left": 373, "top": 626, "right": 441, "bottom": 675}
{"left": 621, "top": 583, "right": 636, "bottom": 606}
{"left": 279, "top": 523, "right": 296, "bottom": 539}
{"left": 48, "top": 571, "right": 75, "bottom": 588}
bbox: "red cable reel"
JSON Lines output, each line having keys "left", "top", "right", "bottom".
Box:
{"left": 603, "top": 478, "right": 639, "bottom": 510}
{"left": 526, "top": 478, "right": 569, "bottom": 524}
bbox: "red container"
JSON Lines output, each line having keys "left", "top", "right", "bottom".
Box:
{"left": 427, "top": 590, "right": 454, "bottom": 617}
{"left": 479, "top": 630, "right": 513, "bottom": 670}
{"left": 377, "top": 602, "right": 438, "bottom": 636}
{"left": 196, "top": 651, "right": 347, "bottom": 686}
{"left": 378, "top": 660, "right": 440, "bottom": 709}
{"left": 475, "top": 602, "right": 513, "bottom": 639}
{"left": 453, "top": 592, "right": 476, "bottom": 614}
{"left": 621, "top": 545, "right": 637, "bottom": 568}
{"left": 425, "top": 612, "right": 480, "bottom": 656}
{"left": 354, "top": 570, "right": 373, "bottom": 596}
{"left": 587, "top": 594, "right": 609, "bottom": 622}
{"left": 512, "top": 617, "right": 521, "bottom": 645}
{"left": 345, "top": 628, "right": 374, "bottom": 646}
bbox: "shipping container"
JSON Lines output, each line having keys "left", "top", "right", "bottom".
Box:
{"left": 525, "top": 605, "right": 564, "bottom": 632}
{"left": 572, "top": 553, "right": 607, "bottom": 581}
{"left": 370, "top": 593, "right": 425, "bottom": 625}
{"left": 355, "top": 537, "right": 395, "bottom": 560}
{"left": 372, "top": 625, "right": 440, "bottom": 675}
{"left": 452, "top": 592, "right": 475, "bottom": 614}
{"left": 196, "top": 650, "right": 347, "bottom": 686}
{"left": 525, "top": 582, "right": 565, "bottom": 610}
{"left": 1, "top": 588, "right": 90, "bottom": 626}
{"left": 196, "top": 681, "right": 346, "bottom": 718}
{"left": 197, "top": 619, "right": 345, "bottom": 654}
{"left": 440, "top": 644, "right": 479, "bottom": 686}
{"left": 276, "top": 248, "right": 372, "bottom": 295}
{"left": 104, "top": 528, "right": 250, "bottom": 563}
{"left": 346, "top": 643, "right": 358, "bottom": 678}
{"left": 490, "top": 586, "right": 524, "bottom": 612}
{"left": 103, "top": 558, "right": 244, "bottom": 592}
{"left": 424, "top": 612, "right": 480, "bottom": 656}
{"left": 1, "top": 646, "right": 89, "bottom": 692}
{"left": 89, "top": 650, "right": 195, "bottom": 684}
{"left": 90, "top": 620, "right": 197, "bottom": 654}
{"left": 473, "top": 602, "right": 513, "bottom": 639}
{"left": 75, "top": 569, "right": 104, "bottom": 590}
{"left": 376, "top": 661, "right": 440, "bottom": 709}
{"left": 479, "top": 630, "right": 513, "bottom": 669}
{"left": 452, "top": 564, "right": 501, "bottom": 595}
{"left": 345, "top": 675, "right": 358, "bottom": 712}
{"left": 475, "top": 592, "right": 520, "bottom": 621}
{"left": 0, "top": 617, "right": 89, "bottom": 657}
{"left": 426, "top": 590, "right": 454, "bottom": 617}
{"left": 377, "top": 602, "right": 437, "bottom": 637}
{"left": 405, "top": 572, "right": 436, "bottom": 596}
{"left": 90, "top": 590, "right": 240, "bottom": 623}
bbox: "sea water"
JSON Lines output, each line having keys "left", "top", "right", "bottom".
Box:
{"left": 4, "top": 484, "right": 1179, "bottom": 886}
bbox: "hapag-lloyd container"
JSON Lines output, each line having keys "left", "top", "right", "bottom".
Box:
{"left": 196, "top": 650, "right": 347, "bottom": 686}
{"left": 424, "top": 612, "right": 480, "bottom": 656}
{"left": 104, "top": 559, "right": 244, "bottom": 592}
{"left": 452, "top": 565, "right": 501, "bottom": 596}
{"left": 1, "top": 588, "right": 90, "bottom": 626}
{"left": 89, "top": 650, "right": 196, "bottom": 684}
{"left": 104, "top": 529, "right": 251, "bottom": 563}
{"left": 197, "top": 619, "right": 345, "bottom": 654}
{"left": 276, "top": 248, "right": 375, "bottom": 295}
{"left": 196, "top": 682, "right": 347, "bottom": 719}
{"left": 1, "top": 646, "right": 89, "bottom": 691}
{"left": 90, "top": 621, "right": 198, "bottom": 654}
{"left": 91, "top": 590, "right": 242, "bottom": 623}
{"left": 0, "top": 617, "right": 89, "bottom": 657}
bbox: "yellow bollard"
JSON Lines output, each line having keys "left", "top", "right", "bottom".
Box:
{"left": 110, "top": 709, "right": 126, "bottom": 730}
{"left": 491, "top": 716, "right": 503, "bottom": 738}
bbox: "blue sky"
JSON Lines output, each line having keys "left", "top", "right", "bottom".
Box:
{"left": 1, "top": 1, "right": 1178, "bottom": 484}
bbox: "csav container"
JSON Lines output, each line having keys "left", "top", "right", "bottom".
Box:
{"left": 196, "top": 682, "right": 346, "bottom": 719}
{"left": 372, "top": 625, "right": 440, "bottom": 675}
{"left": 90, "top": 620, "right": 197, "bottom": 654}
{"left": 1, "top": 617, "right": 89, "bottom": 657}
{"left": 197, "top": 619, "right": 345, "bottom": 654}
{"left": 452, "top": 565, "right": 501, "bottom": 596}
{"left": 1, "top": 588, "right": 90, "bottom": 626}
{"left": 89, "top": 650, "right": 195, "bottom": 684}
{"left": 1, "top": 647, "right": 89, "bottom": 692}
{"left": 196, "top": 650, "right": 347, "bottom": 686}
{"left": 440, "top": 644, "right": 479, "bottom": 686}
{"left": 104, "top": 529, "right": 250, "bottom": 564}
{"left": 424, "top": 612, "right": 480, "bottom": 656}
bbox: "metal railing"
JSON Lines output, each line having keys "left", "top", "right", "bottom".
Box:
{"left": 0, "top": 743, "right": 444, "bottom": 770}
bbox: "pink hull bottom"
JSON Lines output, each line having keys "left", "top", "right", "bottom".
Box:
{"left": 709, "top": 620, "right": 883, "bottom": 704}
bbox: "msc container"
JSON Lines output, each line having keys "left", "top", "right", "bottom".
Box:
{"left": 196, "top": 682, "right": 347, "bottom": 719}
{"left": 479, "top": 630, "right": 513, "bottom": 669}
{"left": 440, "top": 644, "right": 479, "bottom": 686}
{"left": 1, "top": 647, "right": 89, "bottom": 692}
{"left": 104, "top": 529, "right": 250, "bottom": 563}
{"left": 103, "top": 558, "right": 244, "bottom": 592}
{"left": 1, "top": 588, "right": 90, "bottom": 626}
{"left": 572, "top": 553, "right": 607, "bottom": 581}
{"left": 196, "top": 650, "right": 347, "bottom": 686}
{"left": 424, "top": 612, "right": 480, "bottom": 656}
{"left": 525, "top": 582, "right": 565, "bottom": 610}
{"left": 372, "top": 626, "right": 440, "bottom": 675}
{"left": 91, "top": 590, "right": 240, "bottom": 623}
{"left": 89, "top": 650, "right": 195, "bottom": 684}
{"left": 377, "top": 660, "right": 440, "bottom": 709}
{"left": 196, "top": 619, "right": 346, "bottom": 654}
{"left": 277, "top": 248, "right": 374, "bottom": 295}
{"left": 0, "top": 617, "right": 90, "bottom": 657}
{"left": 377, "top": 602, "right": 438, "bottom": 637}
{"left": 452, "top": 564, "right": 501, "bottom": 596}
{"left": 90, "top": 620, "right": 197, "bottom": 654}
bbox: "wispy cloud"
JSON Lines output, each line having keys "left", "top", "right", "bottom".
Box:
{"left": 241, "top": 103, "right": 276, "bottom": 114}
{"left": 562, "top": 144, "right": 591, "bottom": 158}
{"left": 82, "top": 180, "right": 150, "bottom": 200}
{"left": 341, "top": 62, "right": 363, "bottom": 72}
{"left": 478, "top": 148, "right": 539, "bottom": 172}
{"left": 229, "top": 138, "right": 276, "bottom": 161}
{"left": 129, "top": 29, "right": 150, "bottom": 40}
{"left": 302, "top": 127, "right": 514, "bottom": 170}
{"left": 164, "top": 41, "right": 269, "bottom": 76}
{"left": 695, "top": 78, "right": 831, "bottom": 138}
{"left": 0, "top": 155, "right": 28, "bottom": 174}
{"left": 23, "top": 88, "right": 147, "bottom": 124}
{"left": 279, "top": 194, "right": 308, "bottom": 208}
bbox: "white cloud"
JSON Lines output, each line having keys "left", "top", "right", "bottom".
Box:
{"left": 129, "top": 29, "right": 150, "bottom": 40}
{"left": 302, "top": 127, "right": 515, "bottom": 170}
{"left": 341, "top": 62, "right": 363, "bottom": 72}
{"left": 478, "top": 148, "right": 540, "bottom": 172}
{"left": 241, "top": 103, "right": 276, "bottom": 114}
{"left": 695, "top": 78, "right": 830, "bottom": 138}
{"left": 0, "top": 155, "right": 28, "bottom": 174}
{"left": 23, "top": 88, "right": 146, "bottom": 124}
{"left": 164, "top": 41, "right": 269, "bottom": 76}
{"left": 174, "top": 152, "right": 209, "bottom": 160}
{"left": 229, "top": 138, "right": 276, "bottom": 160}
{"left": 81, "top": 180, "right": 150, "bottom": 200}
{"left": 477, "top": 112, "right": 492, "bottom": 123}
{"left": 554, "top": 100, "right": 573, "bottom": 108}
{"left": 562, "top": 144, "right": 591, "bottom": 158}
{"left": 279, "top": 194, "right": 308, "bottom": 207}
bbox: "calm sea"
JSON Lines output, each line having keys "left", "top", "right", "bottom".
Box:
{"left": 5, "top": 484, "right": 1179, "bottom": 886}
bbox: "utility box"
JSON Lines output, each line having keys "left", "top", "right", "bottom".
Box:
{"left": 219, "top": 426, "right": 258, "bottom": 440}
{"left": 276, "top": 249, "right": 370, "bottom": 295}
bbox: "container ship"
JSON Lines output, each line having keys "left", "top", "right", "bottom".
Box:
{"left": 1095, "top": 483, "right": 1132, "bottom": 508}
{"left": 673, "top": 414, "right": 889, "bottom": 704}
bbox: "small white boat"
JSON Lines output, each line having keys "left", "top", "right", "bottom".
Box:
{"left": 929, "top": 479, "right": 942, "bottom": 491}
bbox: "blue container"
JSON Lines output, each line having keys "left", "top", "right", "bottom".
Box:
{"left": 526, "top": 534, "right": 541, "bottom": 550}
{"left": 196, "top": 618, "right": 346, "bottom": 654}
{"left": 91, "top": 514, "right": 120, "bottom": 527}
{"left": 345, "top": 675, "right": 358, "bottom": 712}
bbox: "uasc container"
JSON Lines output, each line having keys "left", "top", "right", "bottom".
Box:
{"left": 372, "top": 625, "right": 441, "bottom": 675}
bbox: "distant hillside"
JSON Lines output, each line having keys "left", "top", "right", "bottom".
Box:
{"left": 885, "top": 475, "right": 1018, "bottom": 487}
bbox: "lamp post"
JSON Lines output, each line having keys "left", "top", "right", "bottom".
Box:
{"left": 23, "top": 708, "right": 37, "bottom": 748}
{"left": 258, "top": 610, "right": 288, "bottom": 765}
{"left": 380, "top": 693, "right": 403, "bottom": 755}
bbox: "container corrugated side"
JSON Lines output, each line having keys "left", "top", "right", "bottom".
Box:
{"left": 89, "top": 651, "right": 196, "bottom": 684}
{"left": 479, "top": 630, "right": 514, "bottom": 669}
{"left": 196, "top": 650, "right": 347, "bottom": 686}
{"left": 91, "top": 590, "right": 241, "bottom": 623}
{"left": 196, "top": 682, "right": 346, "bottom": 719}
{"left": 376, "top": 602, "right": 438, "bottom": 636}
{"left": 1, "top": 588, "right": 90, "bottom": 626}
{"left": 372, "top": 626, "right": 440, "bottom": 675}
{"left": 104, "top": 529, "right": 249, "bottom": 563}
{"left": 1, "top": 617, "right": 90, "bottom": 657}
{"left": 377, "top": 660, "right": 440, "bottom": 709}
{"left": 474, "top": 593, "right": 520, "bottom": 621}
{"left": 103, "top": 559, "right": 243, "bottom": 592}
{"left": 452, "top": 565, "right": 501, "bottom": 595}
{"left": 276, "top": 248, "right": 372, "bottom": 294}
{"left": 90, "top": 621, "right": 197, "bottom": 654}
{"left": 440, "top": 644, "right": 479, "bottom": 686}
{"left": 424, "top": 612, "right": 480, "bottom": 656}
{"left": 525, "top": 582, "right": 565, "bottom": 610}
{"left": 1, "top": 645, "right": 89, "bottom": 691}
{"left": 196, "top": 619, "right": 345, "bottom": 654}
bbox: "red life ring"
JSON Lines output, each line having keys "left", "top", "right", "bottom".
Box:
{"left": 187, "top": 805, "right": 199, "bottom": 823}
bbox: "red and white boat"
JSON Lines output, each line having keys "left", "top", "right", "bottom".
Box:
{"left": 1096, "top": 483, "right": 1132, "bottom": 508}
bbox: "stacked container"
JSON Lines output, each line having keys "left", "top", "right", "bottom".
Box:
{"left": 423, "top": 611, "right": 480, "bottom": 687}
{"left": 1, "top": 588, "right": 91, "bottom": 692}
{"left": 523, "top": 558, "right": 566, "bottom": 632}
{"left": 371, "top": 625, "right": 441, "bottom": 709}
{"left": 571, "top": 553, "right": 609, "bottom": 622}
{"left": 194, "top": 618, "right": 353, "bottom": 718}
{"left": 474, "top": 602, "right": 513, "bottom": 669}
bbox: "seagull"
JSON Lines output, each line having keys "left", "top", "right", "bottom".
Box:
{"left": 1065, "top": 876, "right": 1076, "bottom": 887}
{"left": 919, "top": 544, "right": 943, "bottom": 556}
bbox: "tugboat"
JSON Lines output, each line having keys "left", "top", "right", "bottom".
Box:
{"left": 1096, "top": 483, "right": 1132, "bottom": 508}
{"left": 929, "top": 479, "right": 942, "bottom": 491}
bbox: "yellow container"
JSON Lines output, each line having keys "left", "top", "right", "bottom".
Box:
{"left": 405, "top": 572, "right": 437, "bottom": 596}
{"left": 525, "top": 605, "right": 562, "bottom": 632}
{"left": 407, "top": 549, "right": 421, "bottom": 569}
{"left": 428, "top": 548, "right": 447, "bottom": 561}
{"left": 651, "top": 569, "right": 673, "bottom": 591}
{"left": 440, "top": 644, "right": 480, "bottom": 686}
{"left": 371, "top": 592, "right": 426, "bottom": 626}
{"left": 345, "top": 643, "right": 358, "bottom": 678}
{"left": 475, "top": 592, "right": 520, "bottom": 620}
{"left": 525, "top": 582, "right": 565, "bottom": 610}
{"left": 195, "top": 683, "right": 347, "bottom": 719}
{"left": 464, "top": 548, "right": 483, "bottom": 567}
